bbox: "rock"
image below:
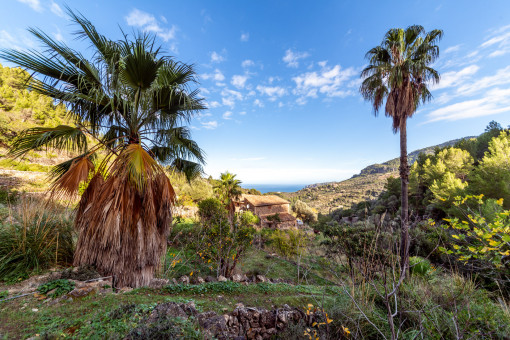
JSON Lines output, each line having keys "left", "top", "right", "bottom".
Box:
{"left": 117, "top": 287, "right": 132, "bottom": 294}
{"left": 148, "top": 278, "right": 170, "bottom": 289}
{"left": 178, "top": 275, "right": 190, "bottom": 285}
{"left": 205, "top": 276, "right": 217, "bottom": 282}
{"left": 67, "top": 286, "right": 98, "bottom": 299}
{"left": 218, "top": 275, "right": 228, "bottom": 282}
{"left": 148, "top": 302, "right": 188, "bottom": 321}
{"left": 198, "top": 311, "right": 229, "bottom": 339}
{"left": 196, "top": 276, "right": 205, "bottom": 284}
{"left": 232, "top": 274, "right": 249, "bottom": 282}
{"left": 255, "top": 275, "right": 267, "bottom": 283}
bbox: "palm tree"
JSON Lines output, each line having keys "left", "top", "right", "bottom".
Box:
{"left": 214, "top": 172, "right": 243, "bottom": 217}
{"left": 1, "top": 10, "right": 206, "bottom": 287}
{"left": 360, "top": 25, "right": 442, "bottom": 274}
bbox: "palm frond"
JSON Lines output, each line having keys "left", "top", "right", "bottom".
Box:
{"left": 9, "top": 125, "right": 87, "bottom": 158}
{"left": 49, "top": 156, "right": 94, "bottom": 199}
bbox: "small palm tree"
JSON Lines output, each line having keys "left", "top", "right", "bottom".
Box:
{"left": 360, "top": 25, "right": 442, "bottom": 274}
{"left": 214, "top": 172, "right": 243, "bottom": 217}
{"left": 1, "top": 10, "right": 206, "bottom": 287}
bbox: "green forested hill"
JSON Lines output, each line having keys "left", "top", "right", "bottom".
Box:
{"left": 281, "top": 137, "right": 476, "bottom": 213}
{"left": 0, "top": 63, "right": 70, "bottom": 146}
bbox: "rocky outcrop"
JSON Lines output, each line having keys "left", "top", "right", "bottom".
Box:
{"left": 126, "top": 301, "right": 318, "bottom": 340}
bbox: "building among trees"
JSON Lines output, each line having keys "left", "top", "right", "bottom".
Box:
{"left": 236, "top": 194, "right": 297, "bottom": 229}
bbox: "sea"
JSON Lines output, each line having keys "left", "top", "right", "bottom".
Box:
{"left": 242, "top": 184, "right": 306, "bottom": 194}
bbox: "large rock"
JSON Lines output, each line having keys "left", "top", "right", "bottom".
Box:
{"left": 232, "top": 274, "right": 249, "bottom": 282}
{"left": 178, "top": 275, "right": 190, "bottom": 285}
{"left": 217, "top": 275, "right": 228, "bottom": 282}
{"left": 255, "top": 275, "right": 267, "bottom": 283}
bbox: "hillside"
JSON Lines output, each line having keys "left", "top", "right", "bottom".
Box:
{"left": 282, "top": 137, "right": 474, "bottom": 213}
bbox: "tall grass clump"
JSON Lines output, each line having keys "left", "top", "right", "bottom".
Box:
{"left": 0, "top": 197, "right": 75, "bottom": 281}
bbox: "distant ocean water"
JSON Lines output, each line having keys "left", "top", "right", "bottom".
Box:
{"left": 242, "top": 184, "right": 306, "bottom": 194}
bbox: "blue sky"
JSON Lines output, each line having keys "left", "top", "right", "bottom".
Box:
{"left": 2, "top": 0, "right": 510, "bottom": 185}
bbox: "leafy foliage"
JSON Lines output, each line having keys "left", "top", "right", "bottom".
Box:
{"left": 37, "top": 279, "right": 76, "bottom": 298}
{"left": 197, "top": 198, "right": 256, "bottom": 277}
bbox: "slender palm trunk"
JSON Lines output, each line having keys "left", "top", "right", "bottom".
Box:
{"left": 399, "top": 118, "right": 410, "bottom": 275}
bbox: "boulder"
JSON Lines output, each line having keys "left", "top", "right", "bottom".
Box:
{"left": 218, "top": 275, "right": 228, "bottom": 282}
{"left": 196, "top": 276, "right": 205, "bottom": 284}
{"left": 178, "top": 275, "right": 190, "bottom": 285}
{"left": 205, "top": 276, "right": 217, "bottom": 282}
{"left": 255, "top": 275, "right": 267, "bottom": 283}
{"left": 148, "top": 278, "right": 170, "bottom": 289}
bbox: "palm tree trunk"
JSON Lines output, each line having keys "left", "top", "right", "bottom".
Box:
{"left": 399, "top": 118, "right": 410, "bottom": 276}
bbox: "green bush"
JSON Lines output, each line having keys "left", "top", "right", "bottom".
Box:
{"left": 0, "top": 188, "right": 18, "bottom": 205}
{"left": 409, "top": 256, "right": 434, "bottom": 277}
{"left": 37, "top": 279, "right": 75, "bottom": 298}
{"left": 269, "top": 229, "right": 310, "bottom": 259}
{"left": 0, "top": 199, "right": 75, "bottom": 281}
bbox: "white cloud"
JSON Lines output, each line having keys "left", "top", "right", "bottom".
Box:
{"left": 222, "top": 111, "right": 233, "bottom": 120}
{"left": 201, "top": 121, "right": 218, "bottom": 129}
{"left": 210, "top": 51, "right": 225, "bottom": 63}
{"left": 53, "top": 29, "right": 64, "bottom": 42}
{"left": 456, "top": 65, "right": 510, "bottom": 95}
{"left": 126, "top": 9, "right": 177, "bottom": 42}
{"left": 240, "top": 32, "right": 249, "bottom": 42}
{"left": 480, "top": 25, "right": 510, "bottom": 58}
{"left": 222, "top": 88, "right": 243, "bottom": 100}
{"left": 426, "top": 87, "right": 510, "bottom": 123}
{"left": 231, "top": 74, "right": 249, "bottom": 89}
{"left": 433, "top": 65, "right": 479, "bottom": 90}
{"left": 222, "top": 98, "right": 235, "bottom": 108}
{"left": 240, "top": 111, "right": 247, "bottom": 115}
{"left": 209, "top": 101, "right": 221, "bottom": 108}
{"left": 444, "top": 44, "right": 462, "bottom": 54}
{"left": 253, "top": 99, "right": 264, "bottom": 108}
{"left": 0, "top": 30, "right": 35, "bottom": 50}
{"left": 292, "top": 63, "right": 356, "bottom": 99}
{"left": 201, "top": 69, "right": 225, "bottom": 82}
{"left": 239, "top": 157, "right": 265, "bottom": 161}
{"left": 17, "top": 0, "right": 42, "bottom": 11}
{"left": 282, "top": 49, "right": 309, "bottom": 68}
{"left": 256, "top": 85, "right": 286, "bottom": 100}
{"left": 241, "top": 59, "right": 254, "bottom": 68}
{"left": 50, "top": 1, "right": 65, "bottom": 17}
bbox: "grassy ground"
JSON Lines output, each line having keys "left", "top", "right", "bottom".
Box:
{"left": 0, "top": 283, "right": 337, "bottom": 339}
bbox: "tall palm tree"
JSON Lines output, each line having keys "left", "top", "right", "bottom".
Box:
{"left": 214, "top": 172, "right": 243, "bottom": 217}
{"left": 1, "top": 10, "right": 206, "bottom": 287}
{"left": 360, "top": 25, "right": 442, "bottom": 274}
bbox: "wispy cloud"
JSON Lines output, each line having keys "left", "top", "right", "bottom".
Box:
{"left": 240, "top": 32, "right": 249, "bottom": 42}
{"left": 480, "top": 25, "right": 510, "bottom": 57}
{"left": 425, "top": 87, "right": 510, "bottom": 123}
{"left": 126, "top": 9, "right": 177, "bottom": 42}
{"left": 456, "top": 65, "right": 510, "bottom": 94}
{"left": 201, "top": 121, "right": 218, "bottom": 129}
{"left": 222, "top": 111, "right": 233, "bottom": 120}
{"left": 17, "top": 0, "right": 42, "bottom": 12}
{"left": 210, "top": 51, "right": 225, "bottom": 63}
{"left": 444, "top": 44, "right": 462, "bottom": 54}
{"left": 282, "top": 49, "right": 309, "bottom": 68}
{"left": 241, "top": 59, "right": 254, "bottom": 68}
{"left": 50, "top": 1, "right": 65, "bottom": 17}
{"left": 253, "top": 99, "right": 264, "bottom": 108}
{"left": 201, "top": 69, "right": 225, "bottom": 82}
{"left": 433, "top": 65, "right": 479, "bottom": 90}
{"left": 256, "top": 85, "right": 286, "bottom": 101}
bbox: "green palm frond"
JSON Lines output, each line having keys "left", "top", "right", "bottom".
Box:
{"left": 9, "top": 125, "right": 88, "bottom": 158}
{"left": 170, "top": 158, "right": 203, "bottom": 182}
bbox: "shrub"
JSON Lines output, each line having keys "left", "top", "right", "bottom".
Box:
{"left": 196, "top": 198, "right": 256, "bottom": 277}
{"left": 0, "top": 188, "right": 18, "bottom": 205}
{"left": 269, "top": 229, "right": 310, "bottom": 259}
{"left": 37, "top": 279, "right": 75, "bottom": 298}
{"left": 409, "top": 256, "right": 434, "bottom": 277}
{"left": 0, "top": 198, "right": 75, "bottom": 281}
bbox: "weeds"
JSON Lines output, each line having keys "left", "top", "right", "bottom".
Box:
{"left": 0, "top": 197, "right": 75, "bottom": 281}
